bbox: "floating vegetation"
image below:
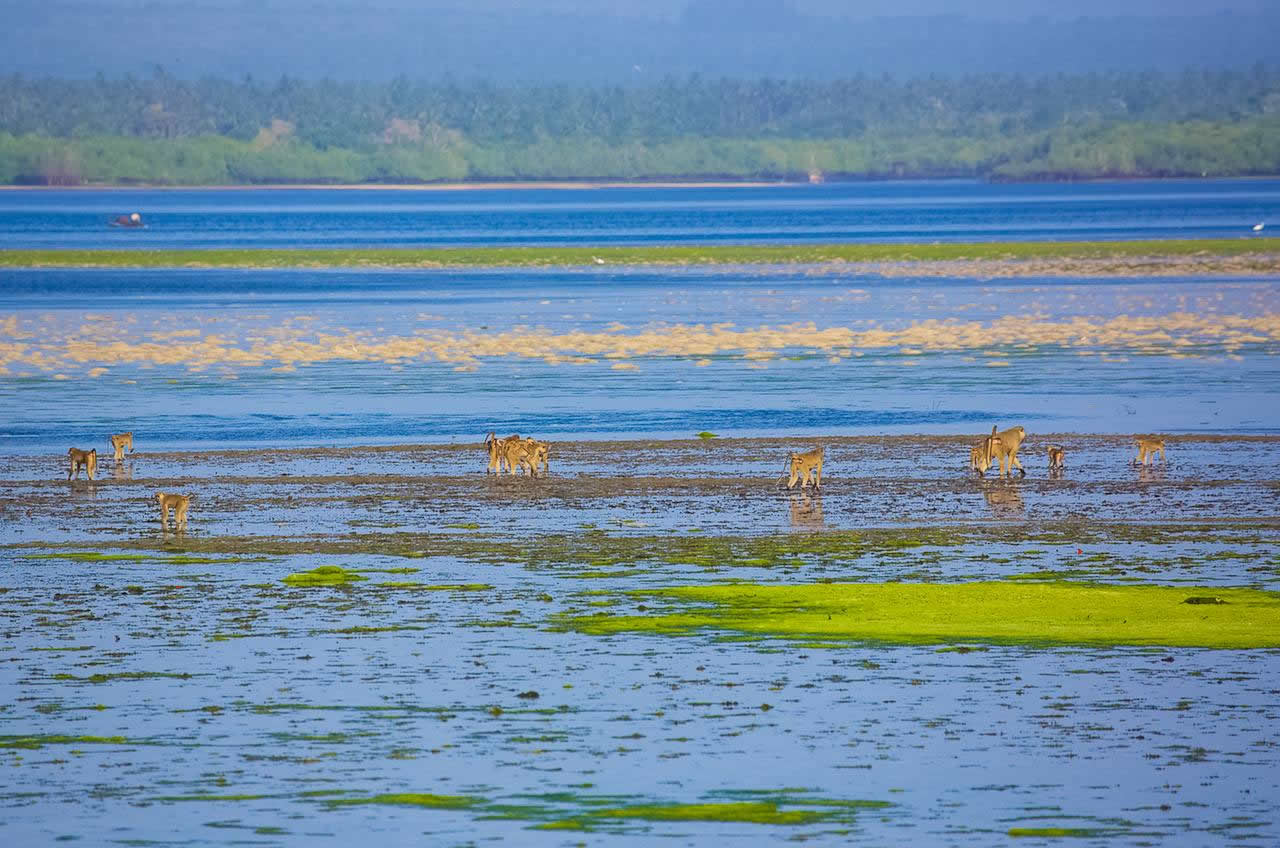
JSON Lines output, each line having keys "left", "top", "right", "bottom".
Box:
{"left": 556, "top": 582, "right": 1280, "bottom": 649}
{"left": 324, "top": 793, "right": 480, "bottom": 810}
{"left": 281, "top": 565, "right": 368, "bottom": 587}
{"left": 22, "top": 552, "right": 152, "bottom": 563}
{"left": 313, "top": 787, "right": 887, "bottom": 831}
{"left": 51, "top": 671, "right": 194, "bottom": 684}
{"left": 373, "top": 582, "right": 494, "bottom": 592}
{"left": 314, "top": 624, "right": 426, "bottom": 635}
{"left": 0, "top": 734, "right": 130, "bottom": 749}
{"left": 20, "top": 551, "right": 234, "bottom": 565}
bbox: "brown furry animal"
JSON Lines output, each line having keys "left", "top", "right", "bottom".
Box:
{"left": 156, "top": 492, "right": 190, "bottom": 531}
{"left": 67, "top": 448, "right": 97, "bottom": 481}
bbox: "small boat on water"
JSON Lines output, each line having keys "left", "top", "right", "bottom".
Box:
{"left": 110, "top": 213, "right": 144, "bottom": 228}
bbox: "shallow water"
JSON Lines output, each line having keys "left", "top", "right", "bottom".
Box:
{"left": 3, "top": 184, "right": 1280, "bottom": 845}
{"left": 2, "top": 179, "right": 1278, "bottom": 250}
{"left": 2, "top": 489, "right": 1279, "bottom": 845}
{"left": 2, "top": 268, "right": 1278, "bottom": 452}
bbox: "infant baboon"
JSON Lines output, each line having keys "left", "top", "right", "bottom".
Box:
{"left": 782, "top": 446, "right": 824, "bottom": 490}
{"left": 110, "top": 432, "right": 134, "bottom": 462}
{"left": 1134, "top": 437, "right": 1165, "bottom": 466}
{"left": 156, "top": 492, "right": 191, "bottom": 531}
{"left": 1047, "top": 445, "right": 1066, "bottom": 471}
{"left": 67, "top": 448, "right": 97, "bottom": 481}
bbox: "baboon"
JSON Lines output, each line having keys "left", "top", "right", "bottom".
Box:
{"left": 67, "top": 448, "right": 97, "bottom": 481}
{"left": 782, "top": 446, "right": 823, "bottom": 490}
{"left": 110, "top": 432, "right": 134, "bottom": 462}
{"left": 988, "top": 425, "right": 1027, "bottom": 478}
{"left": 156, "top": 492, "right": 190, "bottom": 531}
{"left": 1134, "top": 437, "right": 1165, "bottom": 466}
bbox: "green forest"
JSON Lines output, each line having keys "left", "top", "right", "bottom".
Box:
{"left": 2, "top": 69, "right": 1279, "bottom": 184}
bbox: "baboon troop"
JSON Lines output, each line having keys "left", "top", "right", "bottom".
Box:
{"left": 484, "top": 432, "right": 551, "bottom": 477}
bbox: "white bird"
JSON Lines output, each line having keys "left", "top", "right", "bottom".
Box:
{"left": 1253, "top": 222, "right": 1265, "bottom": 232}
{"left": 592, "top": 256, "right": 605, "bottom": 265}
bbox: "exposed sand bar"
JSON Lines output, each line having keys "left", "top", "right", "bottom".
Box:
{"left": 1, "top": 239, "right": 1277, "bottom": 275}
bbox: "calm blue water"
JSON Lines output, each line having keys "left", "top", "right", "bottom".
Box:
{"left": 1, "top": 181, "right": 1278, "bottom": 451}
{"left": 0, "top": 179, "right": 1277, "bottom": 249}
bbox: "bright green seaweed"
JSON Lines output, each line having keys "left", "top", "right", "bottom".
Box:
{"left": 557, "top": 582, "right": 1280, "bottom": 648}
{"left": 281, "top": 565, "right": 368, "bottom": 587}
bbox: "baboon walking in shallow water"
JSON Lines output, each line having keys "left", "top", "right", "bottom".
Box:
{"left": 484, "top": 432, "right": 521, "bottom": 473}
{"left": 987, "top": 425, "right": 1027, "bottom": 478}
{"left": 110, "top": 432, "right": 133, "bottom": 462}
{"left": 1047, "top": 445, "right": 1066, "bottom": 473}
{"left": 781, "top": 446, "right": 823, "bottom": 490}
{"left": 1134, "top": 437, "right": 1165, "bottom": 466}
{"left": 67, "top": 448, "right": 97, "bottom": 481}
{"left": 156, "top": 492, "right": 190, "bottom": 531}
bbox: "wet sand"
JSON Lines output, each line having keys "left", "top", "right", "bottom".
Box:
{"left": 4, "top": 434, "right": 1279, "bottom": 545}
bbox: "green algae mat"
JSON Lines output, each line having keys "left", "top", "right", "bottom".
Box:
{"left": 558, "top": 582, "right": 1280, "bottom": 649}
{"left": 1, "top": 238, "right": 1273, "bottom": 269}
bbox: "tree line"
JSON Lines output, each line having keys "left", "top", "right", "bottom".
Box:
{"left": 2, "top": 69, "right": 1278, "bottom": 184}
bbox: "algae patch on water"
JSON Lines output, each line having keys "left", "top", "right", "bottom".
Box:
{"left": 556, "top": 582, "right": 1280, "bottom": 649}
{"left": 325, "top": 792, "right": 480, "bottom": 810}
{"left": 531, "top": 792, "right": 890, "bottom": 831}
{"left": 0, "top": 734, "right": 131, "bottom": 750}
{"left": 281, "top": 565, "right": 368, "bottom": 587}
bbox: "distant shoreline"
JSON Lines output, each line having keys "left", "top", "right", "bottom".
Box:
{"left": 0, "top": 180, "right": 783, "bottom": 192}
{"left": 3, "top": 175, "right": 1280, "bottom": 191}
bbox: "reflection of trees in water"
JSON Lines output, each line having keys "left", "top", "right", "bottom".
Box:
{"left": 982, "top": 482, "right": 1024, "bottom": 518}
{"left": 789, "top": 492, "right": 824, "bottom": 528}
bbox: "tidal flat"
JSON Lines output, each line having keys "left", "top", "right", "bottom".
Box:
{"left": 2, "top": 437, "right": 1279, "bottom": 845}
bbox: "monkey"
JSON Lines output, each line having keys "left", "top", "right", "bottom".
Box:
{"left": 969, "top": 433, "right": 1002, "bottom": 477}
{"left": 155, "top": 492, "right": 190, "bottom": 531}
{"left": 523, "top": 439, "right": 550, "bottom": 476}
{"left": 67, "top": 448, "right": 97, "bottom": 481}
{"left": 484, "top": 432, "right": 522, "bottom": 474}
{"left": 1047, "top": 444, "right": 1066, "bottom": 471}
{"left": 988, "top": 425, "right": 1027, "bottom": 478}
{"left": 1134, "top": 437, "right": 1165, "bottom": 466}
{"left": 781, "top": 446, "right": 824, "bottom": 490}
{"left": 110, "top": 432, "right": 134, "bottom": 462}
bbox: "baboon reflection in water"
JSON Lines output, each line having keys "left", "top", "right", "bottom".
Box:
{"left": 982, "top": 483, "right": 1025, "bottom": 519}
{"left": 788, "top": 492, "right": 825, "bottom": 528}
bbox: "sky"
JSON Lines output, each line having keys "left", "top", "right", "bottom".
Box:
{"left": 2, "top": 0, "right": 1277, "bottom": 80}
